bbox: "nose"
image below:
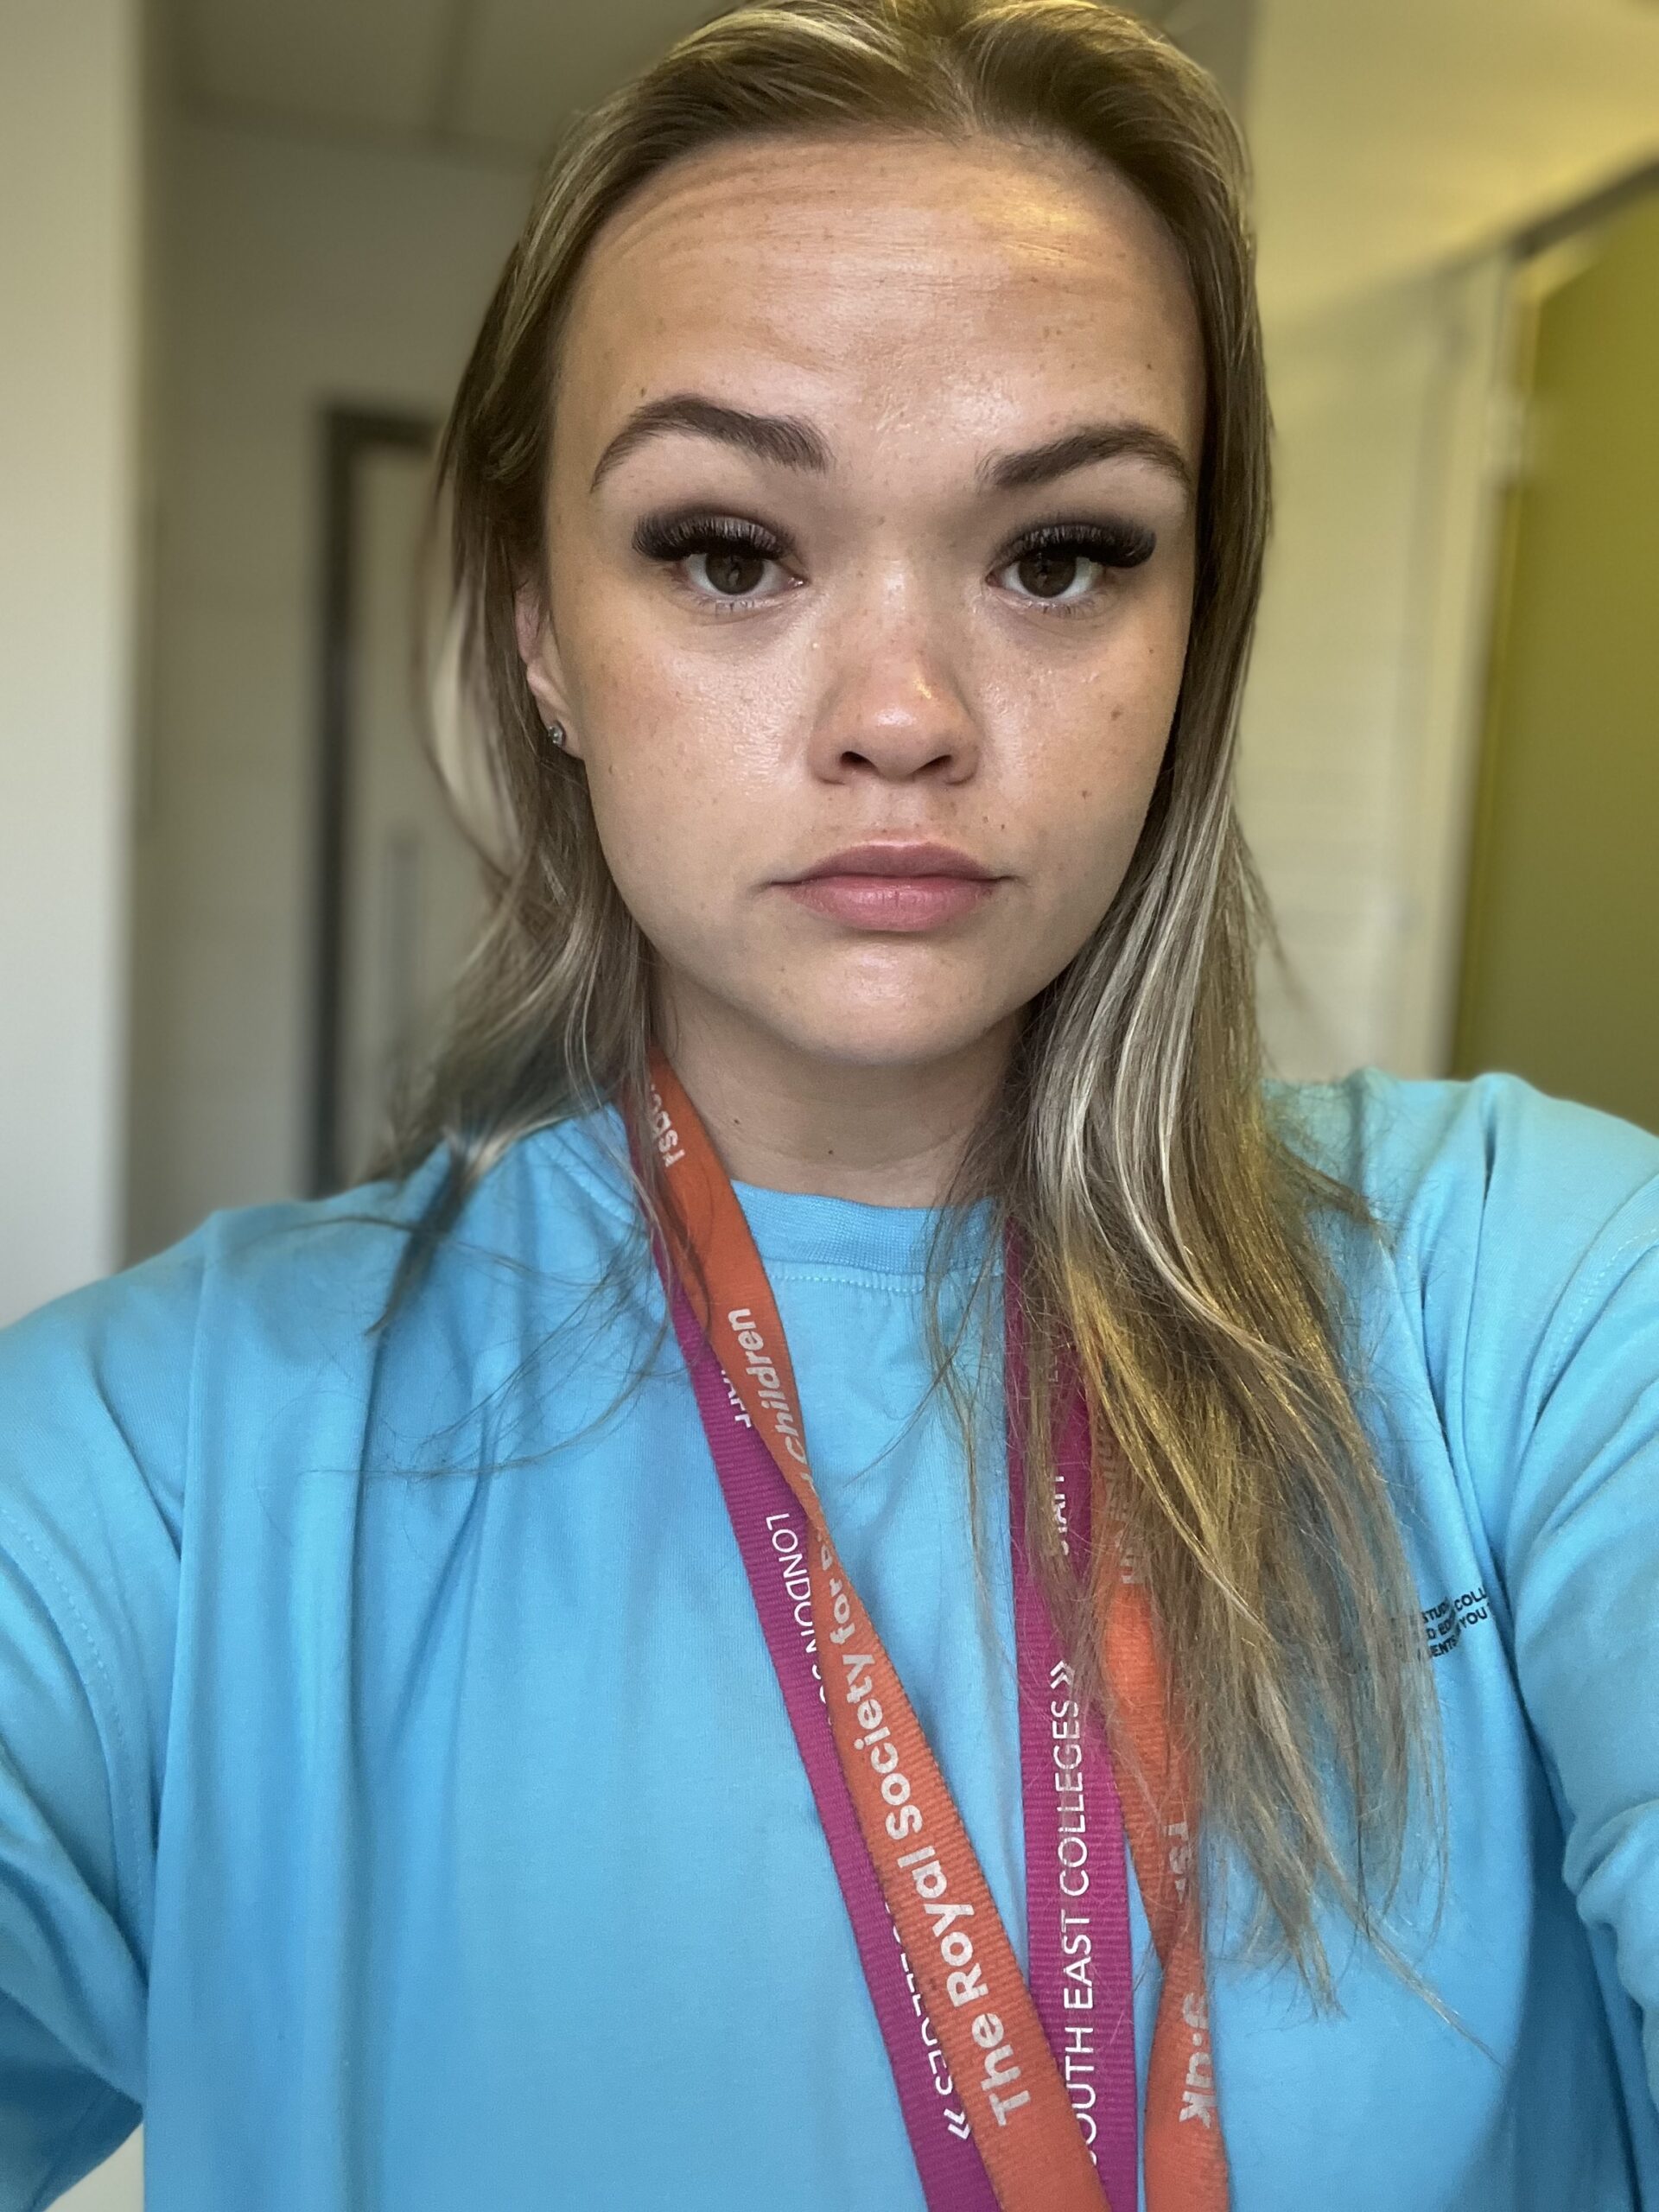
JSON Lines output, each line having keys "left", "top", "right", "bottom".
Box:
{"left": 805, "top": 614, "right": 982, "bottom": 786}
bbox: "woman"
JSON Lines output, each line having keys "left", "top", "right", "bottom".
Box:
{"left": 2, "top": 2, "right": 1656, "bottom": 2206}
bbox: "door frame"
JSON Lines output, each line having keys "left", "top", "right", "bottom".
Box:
{"left": 308, "top": 404, "right": 439, "bottom": 1196}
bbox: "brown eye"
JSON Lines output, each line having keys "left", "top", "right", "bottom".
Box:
{"left": 1015, "top": 548, "right": 1085, "bottom": 601}
{"left": 996, "top": 520, "right": 1159, "bottom": 616}
{"left": 633, "top": 511, "right": 796, "bottom": 611}
{"left": 702, "top": 546, "right": 770, "bottom": 598}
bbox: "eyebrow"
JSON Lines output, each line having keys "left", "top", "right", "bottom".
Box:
{"left": 588, "top": 391, "right": 1196, "bottom": 501}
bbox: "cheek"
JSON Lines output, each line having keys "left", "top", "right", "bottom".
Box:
{"left": 1023, "top": 594, "right": 1187, "bottom": 858}
{"left": 582, "top": 741, "right": 718, "bottom": 929}
{"left": 1128, "top": 552, "right": 1198, "bottom": 727}
{"left": 575, "top": 691, "right": 782, "bottom": 966}
{"left": 556, "top": 612, "right": 710, "bottom": 883}
{"left": 1045, "top": 747, "right": 1161, "bottom": 918}
{"left": 557, "top": 582, "right": 807, "bottom": 931}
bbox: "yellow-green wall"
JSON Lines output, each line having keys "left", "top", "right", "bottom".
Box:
{"left": 1454, "top": 189, "right": 1659, "bottom": 1133}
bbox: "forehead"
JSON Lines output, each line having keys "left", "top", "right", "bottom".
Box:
{"left": 557, "top": 130, "right": 1205, "bottom": 472}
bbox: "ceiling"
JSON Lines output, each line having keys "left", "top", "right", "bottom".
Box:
{"left": 170, "top": 0, "right": 1659, "bottom": 321}
{"left": 171, "top": 0, "right": 1254, "bottom": 162}
{"left": 1249, "top": 0, "right": 1659, "bottom": 324}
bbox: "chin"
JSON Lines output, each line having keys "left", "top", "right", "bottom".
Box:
{"left": 760, "top": 996, "right": 1005, "bottom": 1073}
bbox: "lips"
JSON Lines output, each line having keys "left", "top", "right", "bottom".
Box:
{"left": 777, "top": 843, "right": 1003, "bottom": 933}
{"left": 789, "top": 842, "right": 996, "bottom": 882}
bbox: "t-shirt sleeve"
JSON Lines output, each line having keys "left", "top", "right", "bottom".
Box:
{"left": 0, "top": 1240, "right": 198, "bottom": 2208}
{"left": 1447, "top": 1079, "right": 1659, "bottom": 2107}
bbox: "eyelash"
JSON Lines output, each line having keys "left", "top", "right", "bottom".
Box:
{"left": 631, "top": 511, "right": 1157, "bottom": 620}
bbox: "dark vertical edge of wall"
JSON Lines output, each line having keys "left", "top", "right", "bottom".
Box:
{"left": 308, "top": 406, "right": 435, "bottom": 1198}
{"left": 309, "top": 409, "right": 355, "bottom": 1198}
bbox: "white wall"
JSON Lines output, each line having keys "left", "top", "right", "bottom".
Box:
{"left": 0, "top": 0, "right": 144, "bottom": 1325}
{"left": 128, "top": 118, "right": 531, "bottom": 1259}
{"left": 1238, "top": 256, "right": 1513, "bottom": 1080}
{"left": 4, "top": 8, "right": 161, "bottom": 2195}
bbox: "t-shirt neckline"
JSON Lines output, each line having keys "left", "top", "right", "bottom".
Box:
{"left": 539, "top": 1096, "right": 997, "bottom": 1280}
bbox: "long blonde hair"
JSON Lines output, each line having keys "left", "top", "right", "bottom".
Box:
{"left": 383, "top": 0, "right": 1444, "bottom": 2005}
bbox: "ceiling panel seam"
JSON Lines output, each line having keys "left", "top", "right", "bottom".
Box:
{"left": 429, "top": 0, "right": 483, "bottom": 144}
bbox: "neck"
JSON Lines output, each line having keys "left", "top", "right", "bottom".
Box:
{"left": 656, "top": 994, "right": 1016, "bottom": 1207}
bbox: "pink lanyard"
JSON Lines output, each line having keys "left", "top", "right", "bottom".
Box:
{"left": 654, "top": 1223, "right": 1140, "bottom": 2209}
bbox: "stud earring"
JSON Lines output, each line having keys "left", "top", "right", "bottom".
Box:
{"left": 543, "top": 719, "right": 568, "bottom": 751}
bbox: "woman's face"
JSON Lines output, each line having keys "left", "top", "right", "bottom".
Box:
{"left": 519, "top": 128, "right": 1205, "bottom": 1080}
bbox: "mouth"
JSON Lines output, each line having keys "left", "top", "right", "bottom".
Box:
{"left": 787, "top": 841, "right": 996, "bottom": 884}
{"left": 777, "top": 842, "right": 1004, "bottom": 933}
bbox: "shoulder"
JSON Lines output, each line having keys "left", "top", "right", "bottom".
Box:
{"left": 0, "top": 1163, "right": 431, "bottom": 1382}
{"left": 1267, "top": 1069, "right": 1659, "bottom": 1496}
{"left": 0, "top": 1172, "right": 423, "bottom": 1539}
{"left": 0, "top": 1104, "right": 643, "bottom": 1506}
{"left": 1267, "top": 1064, "right": 1659, "bottom": 1284}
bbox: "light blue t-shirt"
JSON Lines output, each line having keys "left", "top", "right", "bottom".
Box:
{"left": 2, "top": 1067, "right": 1657, "bottom": 2210}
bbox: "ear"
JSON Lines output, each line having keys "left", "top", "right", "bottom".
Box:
{"left": 513, "top": 578, "right": 582, "bottom": 757}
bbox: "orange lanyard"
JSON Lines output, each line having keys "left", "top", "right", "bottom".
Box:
{"left": 638, "top": 1046, "right": 1230, "bottom": 2211}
